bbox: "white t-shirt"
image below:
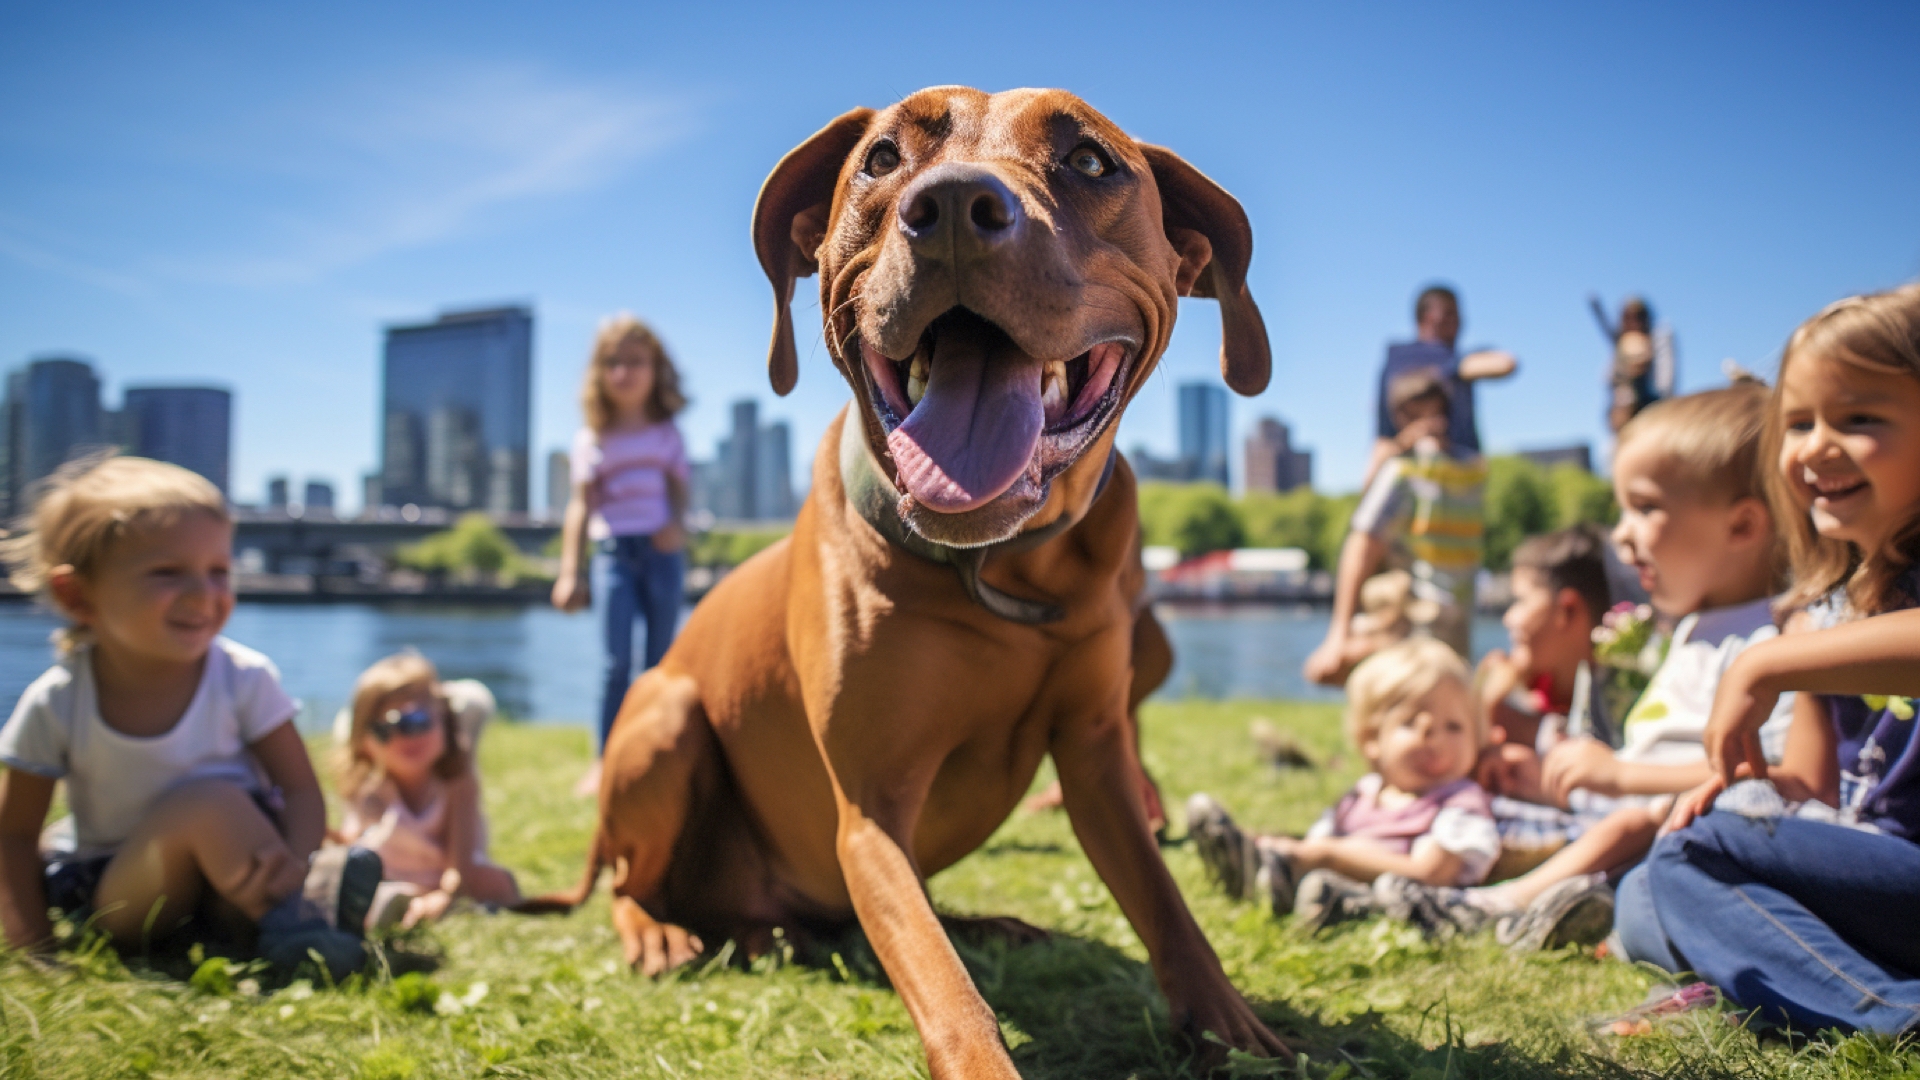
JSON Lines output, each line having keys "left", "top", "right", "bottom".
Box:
{"left": 1617, "top": 597, "right": 1796, "bottom": 766}
{"left": 0, "top": 637, "right": 298, "bottom": 858}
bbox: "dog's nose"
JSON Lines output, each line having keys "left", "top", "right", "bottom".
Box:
{"left": 897, "top": 164, "right": 1022, "bottom": 254}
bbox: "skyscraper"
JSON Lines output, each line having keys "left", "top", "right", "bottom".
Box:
{"left": 1, "top": 356, "right": 107, "bottom": 518}
{"left": 1244, "top": 416, "right": 1314, "bottom": 494}
{"left": 546, "top": 449, "right": 571, "bottom": 519}
{"left": 379, "top": 306, "right": 532, "bottom": 514}
{"left": 703, "top": 400, "right": 797, "bottom": 521}
{"left": 1176, "top": 382, "right": 1230, "bottom": 488}
{"left": 121, "top": 386, "right": 232, "bottom": 495}
{"left": 303, "top": 480, "right": 335, "bottom": 511}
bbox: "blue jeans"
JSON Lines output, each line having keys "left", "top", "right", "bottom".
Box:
{"left": 593, "top": 535, "right": 685, "bottom": 755}
{"left": 1622, "top": 811, "right": 1920, "bottom": 1034}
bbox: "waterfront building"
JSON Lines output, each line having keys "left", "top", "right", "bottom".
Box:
{"left": 1244, "top": 416, "right": 1313, "bottom": 494}
{"left": 1177, "top": 382, "right": 1230, "bottom": 488}
{"left": 121, "top": 385, "right": 232, "bottom": 495}
{"left": 753, "top": 420, "right": 794, "bottom": 520}
{"left": 378, "top": 306, "right": 532, "bottom": 514}
{"left": 0, "top": 356, "right": 108, "bottom": 519}
{"left": 1517, "top": 444, "right": 1593, "bottom": 473}
{"left": 703, "top": 399, "right": 796, "bottom": 521}
{"left": 304, "top": 480, "right": 335, "bottom": 511}
{"left": 545, "top": 449, "right": 571, "bottom": 520}
{"left": 267, "top": 476, "right": 290, "bottom": 509}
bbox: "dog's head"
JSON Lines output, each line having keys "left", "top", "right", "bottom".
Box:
{"left": 755, "top": 87, "right": 1268, "bottom": 547}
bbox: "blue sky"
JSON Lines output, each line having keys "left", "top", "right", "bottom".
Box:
{"left": 3, "top": 1, "right": 1917, "bottom": 510}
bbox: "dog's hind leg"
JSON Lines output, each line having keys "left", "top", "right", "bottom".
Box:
{"left": 1127, "top": 606, "right": 1174, "bottom": 832}
{"left": 597, "top": 669, "right": 722, "bottom": 976}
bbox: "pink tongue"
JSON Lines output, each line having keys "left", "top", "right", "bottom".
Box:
{"left": 887, "top": 320, "right": 1043, "bottom": 514}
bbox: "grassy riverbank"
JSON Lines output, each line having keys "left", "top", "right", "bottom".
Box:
{"left": 3, "top": 702, "right": 1915, "bottom": 1078}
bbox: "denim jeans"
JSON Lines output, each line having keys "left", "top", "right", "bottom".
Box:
{"left": 592, "top": 535, "right": 685, "bottom": 755}
{"left": 1624, "top": 811, "right": 1920, "bottom": 1034}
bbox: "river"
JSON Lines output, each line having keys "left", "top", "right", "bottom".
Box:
{"left": 1, "top": 603, "right": 1506, "bottom": 732}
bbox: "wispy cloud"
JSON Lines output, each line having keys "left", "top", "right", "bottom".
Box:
{"left": 162, "top": 62, "right": 698, "bottom": 285}
{"left": 0, "top": 216, "right": 157, "bottom": 301}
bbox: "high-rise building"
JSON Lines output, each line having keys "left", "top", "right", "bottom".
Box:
{"left": 378, "top": 306, "right": 532, "bottom": 514}
{"left": 703, "top": 400, "right": 797, "bottom": 521}
{"left": 546, "top": 449, "right": 571, "bottom": 519}
{"left": 267, "top": 476, "right": 290, "bottom": 508}
{"left": 1, "top": 356, "right": 107, "bottom": 518}
{"left": 121, "top": 386, "right": 232, "bottom": 496}
{"left": 1244, "top": 417, "right": 1314, "bottom": 494}
{"left": 303, "top": 480, "right": 335, "bottom": 511}
{"left": 753, "top": 420, "right": 794, "bottom": 519}
{"left": 1176, "top": 382, "right": 1230, "bottom": 488}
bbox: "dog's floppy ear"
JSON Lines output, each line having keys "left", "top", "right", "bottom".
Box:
{"left": 752, "top": 108, "right": 875, "bottom": 396}
{"left": 1140, "top": 145, "right": 1271, "bottom": 396}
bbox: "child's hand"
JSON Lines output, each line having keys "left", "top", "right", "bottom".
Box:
{"left": 1540, "top": 737, "right": 1620, "bottom": 805}
{"left": 1702, "top": 652, "right": 1778, "bottom": 786}
{"left": 1303, "top": 636, "right": 1348, "bottom": 686}
{"left": 1662, "top": 775, "right": 1729, "bottom": 835}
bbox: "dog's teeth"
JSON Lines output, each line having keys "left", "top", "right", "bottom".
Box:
{"left": 1042, "top": 362, "right": 1068, "bottom": 417}
{"left": 905, "top": 356, "right": 929, "bottom": 406}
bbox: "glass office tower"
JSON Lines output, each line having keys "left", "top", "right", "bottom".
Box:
{"left": 379, "top": 306, "right": 532, "bottom": 514}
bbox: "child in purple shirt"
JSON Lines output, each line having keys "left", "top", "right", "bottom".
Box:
{"left": 1189, "top": 638, "right": 1497, "bottom": 927}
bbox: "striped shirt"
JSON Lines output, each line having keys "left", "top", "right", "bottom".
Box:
{"left": 572, "top": 423, "right": 690, "bottom": 541}
{"left": 1350, "top": 445, "right": 1488, "bottom": 613}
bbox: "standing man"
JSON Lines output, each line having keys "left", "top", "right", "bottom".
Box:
{"left": 1365, "top": 285, "right": 1517, "bottom": 487}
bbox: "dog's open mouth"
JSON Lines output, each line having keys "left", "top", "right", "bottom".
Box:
{"left": 857, "top": 309, "right": 1131, "bottom": 514}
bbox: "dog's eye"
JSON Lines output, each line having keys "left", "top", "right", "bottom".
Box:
{"left": 864, "top": 142, "right": 901, "bottom": 178}
{"left": 1066, "top": 144, "right": 1113, "bottom": 178}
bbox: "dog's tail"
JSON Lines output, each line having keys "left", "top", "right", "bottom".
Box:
{"left": 509, "top": 831, "right": 608, "bottom": 915}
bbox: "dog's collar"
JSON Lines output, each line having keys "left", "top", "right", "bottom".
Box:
{"left": 838, "top": 414, "right": 1115, "bottom": 625}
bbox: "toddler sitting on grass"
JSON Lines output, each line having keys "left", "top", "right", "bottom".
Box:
{"left": 332, "top": 653, "right": 522, "bottom": 929}
{"left": 1188, "top": 637, "right": 1496, "bottom": 928}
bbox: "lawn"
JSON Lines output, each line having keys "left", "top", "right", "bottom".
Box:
{"left": 3, "top": 700, "right": 1916, "bottom": 1079}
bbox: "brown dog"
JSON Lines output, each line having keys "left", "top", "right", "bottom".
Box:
{"left": 540, "top": 87, "right": 1283, "bottom": 1075}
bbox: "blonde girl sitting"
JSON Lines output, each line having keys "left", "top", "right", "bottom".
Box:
{"left": 0, "top": 455, "right": 371, "bottom": 980}
{"left": 1189, "top": 637, "right": 1498, "bottom": 928}
{"left": 333, "top": 652, "right": 521, "bottom": 928}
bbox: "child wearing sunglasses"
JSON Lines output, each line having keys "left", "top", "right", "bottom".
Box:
{"left": 332, "top": 652, "right": 521, "bottom": 928}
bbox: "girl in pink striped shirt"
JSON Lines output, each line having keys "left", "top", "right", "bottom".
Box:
{"left": 553, "top": 315, "right": 691, "bottom": 792}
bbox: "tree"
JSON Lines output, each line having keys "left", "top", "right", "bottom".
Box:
{"left": 1240, "top": 489, "right": 1329, "bottom": 561}
{"left": 1483, "top": 456, "right": 1554, "bottom": 571}
{"left": 1137, "top": 482, "right": 1244, "bottom": 558}
{"left": 1549, "top": 463, "right": 1617, "bottom": 532}
{"left": 397, "top": 514, "right": 527, "bottom": 582}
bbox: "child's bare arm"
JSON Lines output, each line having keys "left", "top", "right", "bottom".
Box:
{"left": 1705, "top": 609, "right": 1920, "bottom": 782}
{"left": 443, "top": 769, "right": 485, "bottom": 884}
{"left": 1540, "top": 737, "right": 1713, "bottom": 803}
{"left": 249, "top": 722, "right": 325, "bottom": 864}
{"left": 1281, "top": 834, "right": 1466, "bottom": 887}
{"left": 0, "top": 770, "right": 56, "bottom": 950}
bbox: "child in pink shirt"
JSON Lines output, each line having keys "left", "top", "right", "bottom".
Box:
{"left": 1189, "top": 637, "right": 1497, "bottom": 928}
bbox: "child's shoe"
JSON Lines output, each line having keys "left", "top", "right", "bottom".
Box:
{"left": 257, "top": 893, "right": 366, "bottom": 983}
{"left": 1372, "top": 873, "right": 1502, "bottom": 938}
{"left": 1252, "top": 843, "right": 1298, "bottom": 915}
{"left": 303, "top": 845, "right": 383, "bottom": 936}
{"left": 1494, "top": 874, "right": 1613, "bottom": 953}
{"left": 1292, "top": 869, "right": 1375, "bottom": 931}
{"left": 1186, "top": 794, "right": 1259, "bottom": 899}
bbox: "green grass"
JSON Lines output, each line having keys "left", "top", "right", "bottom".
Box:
{"left": 4, "top": 701, "right": 1918, "bottom": 1078}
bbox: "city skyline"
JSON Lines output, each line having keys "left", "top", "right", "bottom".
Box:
{"left": 4, "top": 4, "right": 1918, "bottom": 510}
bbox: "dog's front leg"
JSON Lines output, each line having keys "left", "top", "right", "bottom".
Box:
{"left": 1055, "top": 701, "right": 1291, "bottom": 1062}
{"left": 836, "top": 796, "right": 1021, "bottom": 1079}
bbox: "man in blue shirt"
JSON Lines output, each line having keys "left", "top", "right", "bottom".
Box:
{"left": 1366, "top": 285, "right": 1518, "bottom": 485}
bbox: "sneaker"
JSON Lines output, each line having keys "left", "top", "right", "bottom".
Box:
{"left": 303, "top": 845, "right": 383, "bottom": 937}
{"left": 257, "top": 894, "right": 366, "bottom": 983}
{"left": 1292, "top": 869, "right": 1375, "bottom": 932}
{"left": 1252, "top": 843, "right": 1298, "bottom": 915}
{"left": 1186, "top": 794, "right": 1260, "bottom": 899}
{"left": 1495, "top": 874, "right": 1614, "bottom": 953}
{"left": 1372, "top": 873, "right": 1502, "bottom": 939}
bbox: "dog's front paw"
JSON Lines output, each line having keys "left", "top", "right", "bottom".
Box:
{"left": 627, "top": 921, "right": 704, "bottom": 978}
{"left": 1167, "top": 975, "right": 1292, "bottom": 1063}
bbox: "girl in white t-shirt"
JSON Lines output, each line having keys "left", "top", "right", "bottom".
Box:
{"left": 0, "top": 454, "right": 369, "bottom": 980}
{"left": 552, "top": 314, "right": 692, "bottom": 794}
{"left": 332, "top": 652, "right": 521, "bottom": 928}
